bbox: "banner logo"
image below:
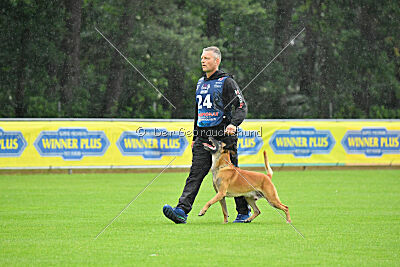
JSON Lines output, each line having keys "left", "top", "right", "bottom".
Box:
{"left": 0, "top": 128, "right": 27, "bottom": 157}
{"left": 117, "top": 128, "right": 188, "bottom": 159}
{"left": 341, "top": 128, "right": 400, "bottom": 157}
{"left": 269, "top": 128, "right": 335, "bottom": 157}
{"left": 34, "top": 128, "right": 110, "bottom": 160}
{"left": 237, "top": 128, "right": 263, "bottom": 155}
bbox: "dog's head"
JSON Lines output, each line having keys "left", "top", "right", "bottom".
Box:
{"left": 203, "top": 137, "right": 236, "bottom": 156}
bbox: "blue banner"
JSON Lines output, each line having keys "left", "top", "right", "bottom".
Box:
{"left": 0, "top": 128, "right": 27, "bottom": 157}
{"left": 237, "top": 128, "right": 263, "bottom": 155}
{"left": 34, "top": 128, "right": 110, "bottom": 160}
{"left": 117, "top": 128, "right": 188, "bottom": 159}
{"left": 269, "top": 128, "right": 335, "bottom": 157}
{"left": 341, "top": 128, "right": 400, "bottom": 157}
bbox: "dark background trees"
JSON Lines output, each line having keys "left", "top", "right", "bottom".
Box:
{"left": 0, "top": 0, "right": 399, "bottom": 119}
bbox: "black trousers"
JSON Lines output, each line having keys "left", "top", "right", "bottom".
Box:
{"left": 177, "top": 136, "right": 250, "bottom": 215}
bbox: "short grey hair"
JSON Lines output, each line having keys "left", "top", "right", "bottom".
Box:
{"left": 203, "top": 46, "right": 221, "bottom": 60}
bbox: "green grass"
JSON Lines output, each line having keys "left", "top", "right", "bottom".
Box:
{"left": 1, "top": 169, "right": 399, "bottom": 266}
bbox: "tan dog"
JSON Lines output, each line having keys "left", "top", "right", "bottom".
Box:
{"left": 198, "top": 137, "right": 291, "bottom": 223}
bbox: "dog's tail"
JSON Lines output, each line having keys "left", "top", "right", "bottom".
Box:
{"left": 263, "top": 151, "right": 273, "bottom": 179}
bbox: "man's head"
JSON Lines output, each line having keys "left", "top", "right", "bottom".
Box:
{"left": 201, "top": 46, "right": 221, "bottom": 76}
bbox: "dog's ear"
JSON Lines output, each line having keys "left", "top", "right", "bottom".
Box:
{"left": 228, "top": 149, "right": 237, "bottom": 155}
{"left": 223, "top": 143, "right": 236, "bottom": 154}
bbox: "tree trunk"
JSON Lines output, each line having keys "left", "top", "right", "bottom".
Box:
{"left": 166, "top": 62, "right": 185, "bottom": 118}
{"left": 356, "top": 3, "right": 377, "bottom": 115}
{"left": 102, "top": 58, "right": 126, "bottom": 117}
{"left": 299, "top": 26, "right": 317, "bottom": 97}
{"left": 101, "top": 1, "right": 136, "bottom": 117}
{"left": 15, "top": 27, "right": 29, "bottom": 117}
{"left": 206, "top": 7, "right": 221, "bottom": 38}
{"left": 274, "top": 0, "right": 294, "bottom": 50}
{"left": 60, "top": 0, "right": 82, "bottom": 116}
{"left": 273, "top": 0, "right": 294, "bottom": 116}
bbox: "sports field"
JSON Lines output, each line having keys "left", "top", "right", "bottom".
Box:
{"left": 1, "top": 169, "right": 399, "bottom": 266}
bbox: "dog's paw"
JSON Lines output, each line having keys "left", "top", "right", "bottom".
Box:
{"left": 198, "top": 210, "right": 206, "bottom": 216}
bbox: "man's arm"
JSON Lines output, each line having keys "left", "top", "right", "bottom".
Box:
{"left": 223, "top": 77, "right": 248, "bottom": 127}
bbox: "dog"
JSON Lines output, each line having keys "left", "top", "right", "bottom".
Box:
{"left": 198, "top": 137, "right": 291, "bottom": 224}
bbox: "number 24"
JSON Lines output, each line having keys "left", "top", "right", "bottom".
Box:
{"left": 197, "top": 94, "right": 212, "bottom": 109}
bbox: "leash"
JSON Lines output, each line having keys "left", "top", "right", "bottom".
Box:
{"left": 224, "top": 159, "right": 305, "bottom": 239}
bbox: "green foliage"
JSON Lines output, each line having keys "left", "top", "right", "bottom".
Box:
{"left": 0, "top": 0, "right": 399, "bottom": 118}
{"left": 0, "top": 0, "right": 65, "bottom": 117}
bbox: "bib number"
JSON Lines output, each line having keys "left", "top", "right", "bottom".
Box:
{"left": 196, "top": 94, "right": 213, "bottom": 109}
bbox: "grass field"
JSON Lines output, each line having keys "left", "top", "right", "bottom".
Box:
{"left": 1, "top": 169, "right": 399, "bottom": 266}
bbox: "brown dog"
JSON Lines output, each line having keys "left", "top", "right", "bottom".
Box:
{"left": 198, "top": 137, "right": 291, "bottom": 223}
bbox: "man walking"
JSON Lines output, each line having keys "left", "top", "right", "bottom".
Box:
{"left": 163, "top": 46, "right": 250, "bottom": 223}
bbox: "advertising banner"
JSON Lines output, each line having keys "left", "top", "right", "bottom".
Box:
{"left": 0, "top": 119, "right": 399, "bottom": 169}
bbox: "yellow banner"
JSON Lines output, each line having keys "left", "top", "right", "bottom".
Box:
{"left": 0, "top": 120, "right": 399, "bottom": 169}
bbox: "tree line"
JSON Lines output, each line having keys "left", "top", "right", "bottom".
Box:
{"left": 1, "top": 0, "right": 399, "bottom": 119}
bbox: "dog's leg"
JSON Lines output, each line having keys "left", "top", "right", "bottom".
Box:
{"left": 269, "top": 200, "right": 291, "bottom": 223}
{"left": 198, "top": 191, "right": 226, "bottom": 216}
{"left": 261, "top": 181, "right": 291, "bottom": 223}
{"left": 244, "top": 197, "right": 260, "bottom": 222}
{"left": 198, "top": 183, "right": 228, "bottom": 217}
{"left": 219, "top": 197, "right": 229, "bottom": 223}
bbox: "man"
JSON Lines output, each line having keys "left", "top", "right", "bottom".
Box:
{"left": 163, "top": 46, "right": 250, "bottom": 223}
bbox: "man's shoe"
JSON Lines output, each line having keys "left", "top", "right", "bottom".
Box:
{"left": 163, "top": 204, "right": 187, "bottom": 224}
{"left": 233, "top": 211, "right": 252, "bottom": 223}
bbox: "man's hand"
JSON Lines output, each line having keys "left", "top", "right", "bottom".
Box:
{"left": 225, "top": 124, "right": 237, "bottom": 135}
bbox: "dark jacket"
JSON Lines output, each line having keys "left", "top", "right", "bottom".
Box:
{"left": 193, "top": 70, "right": 247, "bottom": 140}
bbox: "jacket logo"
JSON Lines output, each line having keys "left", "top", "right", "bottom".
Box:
{"left": 200, "top": 83, "right": 210, "bottom": 94}
{"left": 202, "top": 84, "right": 210, "bottom": 90}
